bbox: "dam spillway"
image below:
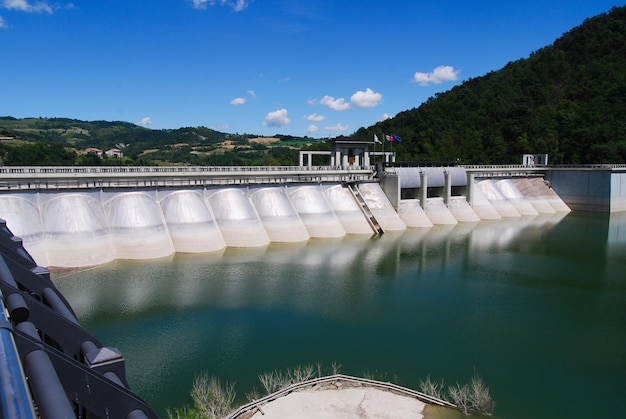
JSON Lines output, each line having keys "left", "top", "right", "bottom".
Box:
{"left": 0, "top": 165, "right": 577, "bottom": 268}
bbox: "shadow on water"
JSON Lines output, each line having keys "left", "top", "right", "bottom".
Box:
{"left": 53, "top": 212, "right": 626, "bottom": 418}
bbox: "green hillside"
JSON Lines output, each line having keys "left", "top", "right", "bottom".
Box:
{"left": 355, "top": 6, "right": 626, "bottom": 164}
{"left": 0, "top": 117, "right": 318, "bottom": 166}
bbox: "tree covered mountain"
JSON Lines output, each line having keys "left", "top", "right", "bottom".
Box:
{"left": 355, "top": 6, "right": 626, "bottom": 164}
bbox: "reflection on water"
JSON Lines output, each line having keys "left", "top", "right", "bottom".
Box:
{"left": 54, "top": 212, "right": 626, "bottom": 418}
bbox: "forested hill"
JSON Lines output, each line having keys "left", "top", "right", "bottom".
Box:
{"left": 0, "top": 117, "right": 316, "bottom": 166}
{"left": 355, "top": 6, "right": 626, "bottom": 164}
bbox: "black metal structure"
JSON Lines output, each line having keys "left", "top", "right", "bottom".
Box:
{"left": 0, "top": 218, "right": 158, "bottom": 419}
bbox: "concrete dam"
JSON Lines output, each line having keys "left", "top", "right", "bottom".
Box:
{"left": 0, "top": 165, "right": 573, "bottom": 268}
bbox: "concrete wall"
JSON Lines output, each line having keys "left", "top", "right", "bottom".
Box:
{"left": 545, "top": 169, "right": 626, "bottom": 212}
{"left": 611, "top": 172, "right": 626, "bottom": 212}
{"left": 379, "top": 174, "right": 400, "bottom": 209}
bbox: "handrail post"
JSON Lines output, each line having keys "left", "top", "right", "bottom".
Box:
{"left": 0, "top": 291, "right": 37, "bottom": 419}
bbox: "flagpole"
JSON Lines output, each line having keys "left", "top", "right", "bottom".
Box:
{"left": 373, "top": 134, "right": 376, "bottom": 164}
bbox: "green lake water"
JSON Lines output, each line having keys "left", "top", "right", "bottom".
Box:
{"left": 54, "top": 212, "right": 626, "bottom": 418}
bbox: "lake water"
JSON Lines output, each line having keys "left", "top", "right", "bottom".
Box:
{"left": 54, "top": 212, "right": 626, "bottom": 418}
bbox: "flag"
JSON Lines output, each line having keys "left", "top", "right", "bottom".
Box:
{"left": 374, "top": 134, "right": 382, "bottom": 144}
{"left": 392, "top": 134, "right": 402, "bottom": 142}
{"left": 385, "top": 134, "right": 393, "bottom": 142}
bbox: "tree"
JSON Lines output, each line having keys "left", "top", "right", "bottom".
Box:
{"left": 4, "top": 142, "right": 76, "bottom": 165}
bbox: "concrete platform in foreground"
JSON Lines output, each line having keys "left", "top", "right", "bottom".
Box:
{"left": 227, "top": 375, "right": 460, "bottom": 419}
{"left": 248, "top": 386, "right": 427, "bottom": 418}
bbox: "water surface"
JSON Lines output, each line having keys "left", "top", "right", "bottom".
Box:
{"left": 55, "top": 212, "right": 626, "bottom": 418}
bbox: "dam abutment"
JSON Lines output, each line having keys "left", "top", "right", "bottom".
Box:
{"left": 543, "top": 167, "right": 626, "bottom": 212}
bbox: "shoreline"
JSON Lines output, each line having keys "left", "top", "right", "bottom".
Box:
{"left": 47, "top": 265, "right": 100, "bottom": 277}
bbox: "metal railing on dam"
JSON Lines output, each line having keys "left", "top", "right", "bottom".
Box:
{"left": 0, "top": 165, "right": 375, "bottom": 191}
{"left": 463, "top": 163, "right": 626, "bottom": 177}
{"left": 2, "top": 164, "right": 626, "bottom": 192}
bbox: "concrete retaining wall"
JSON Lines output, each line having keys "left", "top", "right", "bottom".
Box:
{"left": 545, "top": 169, "right": 626, "bottom": 212}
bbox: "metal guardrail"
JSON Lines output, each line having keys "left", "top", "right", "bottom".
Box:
{"left": 0, "top": 165, "right": 375, "bottom": 176}
{"left": 461, "top": 164, "right": 626, "bottom": 179}
{"left": 1, "top": 164, "right": 625, "bottom": 191}
{"left": 0, "top": 288, "right": 36, "bottom": 419}
{"left": 0, "top": 219, "right": 158, "bottom": 419}
{"left": 463, "top": 163, "right": 626, "bottom": 170}
{"left": 226, "top": 374, "right": 456, "bottom": 419}
{"left": 0, "top": 165, "right": 376, "bottom": 191}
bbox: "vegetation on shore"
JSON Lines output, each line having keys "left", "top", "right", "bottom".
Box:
{"left": 420, "top": 371, "right": 494, "bottom": 416}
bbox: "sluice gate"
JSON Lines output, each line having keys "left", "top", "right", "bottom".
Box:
{"left": 0, "top": 165, "right": 582, "bottom": 268}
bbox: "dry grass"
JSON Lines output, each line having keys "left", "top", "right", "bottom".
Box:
{"left": 258, "top": 364, "right": 316, "bottom": 394}
{"left": 167, "top": 373, "right": 236, "bottom": 419}
{"left": 419, "top": 375, "right": 446, "bottom": 400}
{"left": 421, "top": 370, "right": 494, "bottom": 416}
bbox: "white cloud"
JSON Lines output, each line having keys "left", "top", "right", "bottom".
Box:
{"left": 210, "top": 123, "right": 230, "bottom": 130}
{"left": 380, "top": 113, "right": 393, "bottom": 121}
{"left": 412, "top": 65, "right": 460, "bottom": 86}
{"left": 320, "top": 95, "right": 350, "bottom": 111}
{"left": 138, "top": 117, "right": 152, "bottom": 126}
{"left": 307, "top": 124, "right": 320, "bottom": 133}
{"left": 192, "top": 0, "right": 209, "bottom": 9}
{"left": 2, "top": 0, "right": 53, "bottom": 13}
{"left": 325, "top": 123, "right": 349, "bottom": 132}
{"left": 318, "top": 87, "right": 382, "bottom": 111}
{"left": 350, "top": 88, "right": 382, "bottom": 108}
{"left": 191, "top": 0, "right": 252, "bottom": 12}
{"left": 0, "top": 15, "right": 7, "bottom": 28}
{"left": 231, "top": 90, "right": 254, "bottom": 105}
{"left": 263, "top": 109, "right": 291, "bottom": 127}
{"left": 232, "top": 0, "right": 249, "bottom": 11}
{"left": 304, "top": 113, "right": 325, "bottom": 122}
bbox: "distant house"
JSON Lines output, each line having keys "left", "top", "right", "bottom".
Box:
{"left": 105, "top": 148, "right": 123, "bottom": 158}
{"left": 84, "top": 147, "right": 103, "bottom": 156}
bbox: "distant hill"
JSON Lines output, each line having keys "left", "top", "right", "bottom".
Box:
{"left": 355, "top": 6, "right": 626, "bottom": 164}
{"left": 0, "top": 117, "right": 320, "bottom": 166}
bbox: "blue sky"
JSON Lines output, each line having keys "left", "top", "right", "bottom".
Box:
{"left": 1, "top": 1, "right": 623, "bottom": 138}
